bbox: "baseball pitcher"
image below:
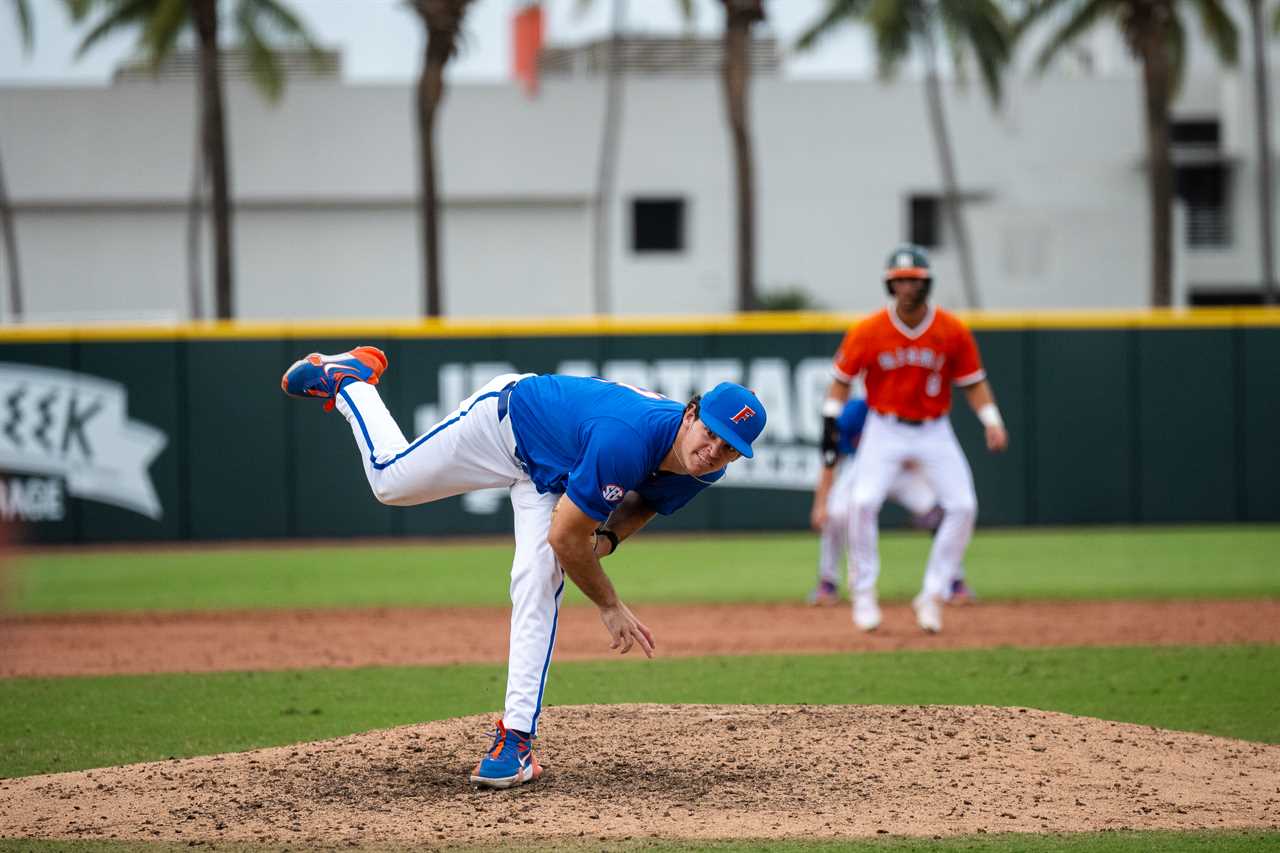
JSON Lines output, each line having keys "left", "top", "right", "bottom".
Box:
{"left": 282, "top": 348, "right": 766, "bottom": 788}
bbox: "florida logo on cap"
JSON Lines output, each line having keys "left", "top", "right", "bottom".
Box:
{"left": 698, "top": 382, "right": 767, "bottom": 459}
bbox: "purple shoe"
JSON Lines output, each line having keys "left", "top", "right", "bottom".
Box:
{"left": 948, "top": 578, "right": 976, "bottom": 605}
{"left": 911, "top": 505, "right": 945, "bottom": 532}
{"left": 806, "top": 580, "right": 839, "bottom": 606}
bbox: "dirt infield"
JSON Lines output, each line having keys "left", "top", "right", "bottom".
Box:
{"left": 1, "top": 598, "right": 1278, "bottom": 677}
{"left": 2, "top": 599, "right": 1278, "bottom": 846}
{"left": 1, "top": 704, "right": 1277, "bottom": 845}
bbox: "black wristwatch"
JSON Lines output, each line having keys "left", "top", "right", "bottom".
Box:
{"left": 595, "top": 527, "right": 620, "bottom": 555}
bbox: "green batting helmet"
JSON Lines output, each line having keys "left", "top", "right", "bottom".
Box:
{"left": 883, "top": 244, "right": 932, "bottom": 297}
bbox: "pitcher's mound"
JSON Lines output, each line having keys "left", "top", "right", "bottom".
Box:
{"left": 2, "top": 704, "right": 1277, "bottom": 847}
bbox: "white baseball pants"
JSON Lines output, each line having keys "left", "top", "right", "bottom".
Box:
{"left": 819, "top": 455, "right": 939, "bottom": 591}
{"left": 334, "top": 374, "right": 563, "bottom": 735}
{"left": 849, "top": 411, "right": 977, "bottom": 601}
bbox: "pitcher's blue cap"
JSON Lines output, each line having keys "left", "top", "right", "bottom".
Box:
{"left": 699, "top": 382, "right": 767, "bottom": 458}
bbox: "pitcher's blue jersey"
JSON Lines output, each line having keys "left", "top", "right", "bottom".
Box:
{"left": 837, "top": 398, "right": 869, "bottom": 456}
{"left": 507, "top": 375, "right": 724, "bottom": 521}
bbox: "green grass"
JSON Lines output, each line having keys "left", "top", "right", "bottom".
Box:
{"left": 2, "top": 831, "right": 1280, "bottom": 852}
{"left": 5, "top": 529, "right": 1277, "bottom": 852}
{"left": 8, "top": 526, "right": 1280, "bottom": 614}
{"left": 2, "top": 644, "right": 1275, "bottom": 779}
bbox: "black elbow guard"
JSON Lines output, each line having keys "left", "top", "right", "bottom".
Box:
{"left": 821, "top": 416, "right": 839, "bottom": 468}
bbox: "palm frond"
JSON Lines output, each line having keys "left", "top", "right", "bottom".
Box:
{"left": 63, "top": 0, "right": 96, "bottom": 23}
{"left": 1113, "top": 2, "right": 1140, "bottom": 53}
{"left": 73, "top": 0, "right": 156, "bottom": 59}
{"left": 970, "top": 5, "right": 1012, "bottom": 103}
{"left": 902, "top": 0, "right": 934, "bottom": 39}
{"left": 939, "top": 11, "right": 968, "bottom": 89}
{"left": 1031, "top": 0, "right": 1114, "bottom": 73}
{"left": 959, "top": 0, "right": 1013, "bottom": 62}
{"left": 241, "top": 0, "right": 334, "bottom": 74}
{"left": 866, "top": 0, "right": 913, "bottom": 77}
{"left": 1010, "top": 0, "right": 1074, "bottom": 41}
{"left": 12, "top": 0, "right": 33, "bottom": 52}
{"left": 1186, "top": 0, "right": 1238, "bottom": 66}
{"left": 244, "top": 0, "right": 309, "bottom": 38}
{"left": 938, "top": 0, "right": 1011, "bottom": 104}
{"left": 236, "top": 0, "right": 284, "bottom": 100}
{"left": 973, "top": 31, "right": 1008, "bottom": 103}
{"left": 795, "top": 0, "right": 868, "bottom": 51}
{"left": 141, "top": 0, "right": 188, "bottom": 69}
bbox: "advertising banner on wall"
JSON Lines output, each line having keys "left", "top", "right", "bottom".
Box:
{"left": 0, "top": 363, "right": 168, "bottom": 525}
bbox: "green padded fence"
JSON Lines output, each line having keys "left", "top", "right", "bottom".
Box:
{"left": 0, "top": 310, "right": 1274, "bottom": 543}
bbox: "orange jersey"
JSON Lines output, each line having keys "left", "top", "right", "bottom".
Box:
{"left": 832, "top": 305, "right": 985, "bottom": 421}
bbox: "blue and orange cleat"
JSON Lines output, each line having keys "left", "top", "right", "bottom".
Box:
{"left": 281, "top": 346, "right": 388, "bottom": 411}
{"left": 470, "top": 719, "right": 542, "bottom": 789}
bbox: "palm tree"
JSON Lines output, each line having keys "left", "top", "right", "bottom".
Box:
{"left": 571, "top": 0, "right": 760, "bottom": 312}
{"left": 408, "top": 0, "right": 476, "bottom": 318}
{"left": 66, "top": 0, "right": 330, "bottom": 320}
{"left": 1, "top": 0, "right": 33, "bottom": 321}
{"left": 798, "top": 0, "right": 1013, "bottom": 310}
{"left": 589, "top": 0, "right": 627, "bottom": 316}
{"left": 721, "top": 0, "right": 765, "bottom": 311}
{"left": 575, "top": 0, "right": 695, "bottom": 315}
{"left": 1252, "top": 0, "right": 1277, "bottom": 304}
{"left": 1022, "top": 0, "right": 1237, "bottom": 307}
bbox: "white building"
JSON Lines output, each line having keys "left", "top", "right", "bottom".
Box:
{"left": 0, "top": 36, "right": 1271, "bottom": 322}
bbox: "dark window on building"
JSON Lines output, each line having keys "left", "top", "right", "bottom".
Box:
{"left": 632, "top": 198, "right": 685, "bottom": 252}
{"left": 1171, "top": 119, "right": 1219, "bottom": 146}
{"left": 909, "top": 195, "right": 941, "bottom": 248}
{"left": 1176, "top": 165, "right": 1231, "bottom": 248}
{"left": 1189, "top": 287, "right": 1265, "bottom": 306}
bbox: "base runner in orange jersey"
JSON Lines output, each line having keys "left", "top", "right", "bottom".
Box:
{"left": 819, "top": 244, "right": 1008, "bottom": 634}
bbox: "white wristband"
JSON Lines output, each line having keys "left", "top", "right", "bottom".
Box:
{"left": 977, "top": 403, "right": 1004, "bottom": 429}
{"left": 821, "top": 398, "right": 844, "bottom": 418}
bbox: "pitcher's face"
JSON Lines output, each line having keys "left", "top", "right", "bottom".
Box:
{"left": 677, "top": 411, "right": 741, "bottom": 476}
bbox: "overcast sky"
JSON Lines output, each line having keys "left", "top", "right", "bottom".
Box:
{"left": 0, "top": 0, "right": 882, "bottom": 85}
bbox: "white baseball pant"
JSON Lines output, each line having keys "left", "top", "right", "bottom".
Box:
{"left": 849, "top": 411, "right": 977, "bottom": 601}
{"left": 334, "top": 373, "right": 562, "bottom": 735}
{"left": 819, "top": 455, "right": 939, "bottom": 591}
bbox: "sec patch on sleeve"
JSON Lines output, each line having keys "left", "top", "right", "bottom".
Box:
{"left": 601, "top": 484, "right": 625, "bottom": 503}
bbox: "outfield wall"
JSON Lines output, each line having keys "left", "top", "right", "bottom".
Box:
{"left": 0, "top": 309, "right": 1276, "bottom": 544}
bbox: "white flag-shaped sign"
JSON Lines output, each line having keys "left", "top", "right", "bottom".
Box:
{"left": 0, "top": 363, "right": 168, "bottom": 519}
